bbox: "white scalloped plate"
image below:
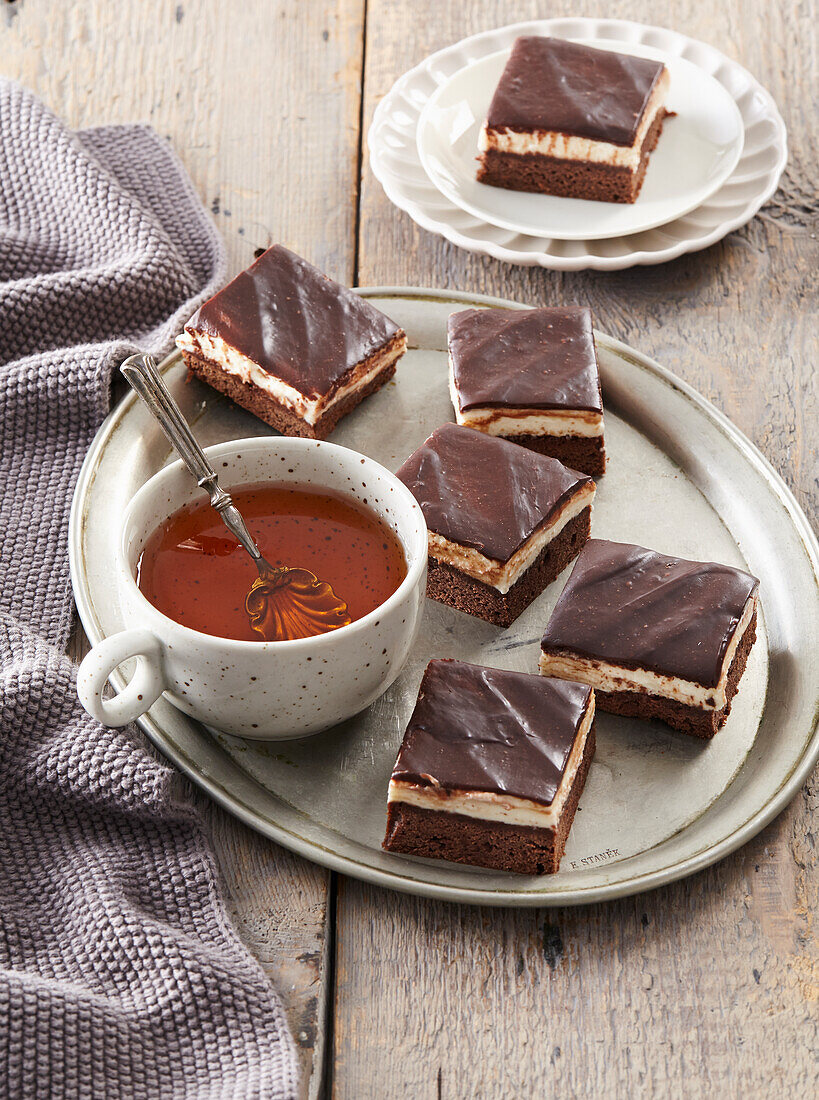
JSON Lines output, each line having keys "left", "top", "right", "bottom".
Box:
{"left": 417, "top": 41, "right": 744, "bottom": 240}
{"left": 369, "top": 18, "right": 787, "bottom": 270}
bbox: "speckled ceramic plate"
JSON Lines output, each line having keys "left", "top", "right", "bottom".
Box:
{"left": 69, "top": 290, "right": 819, "bottom": 906}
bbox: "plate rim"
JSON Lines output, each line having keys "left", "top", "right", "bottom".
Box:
{"left": 416, "top": 41, "right": 745, "bottom": 240}
{"left": 69, "top": 286, "right": 819, "bottom": 907}
{"left": 368, "top": 16, "right": 788, "bottom": 270}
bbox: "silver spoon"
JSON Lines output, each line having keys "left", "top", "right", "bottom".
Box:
{"left": 120, "top": 353, "right": 351, "bottom": 641}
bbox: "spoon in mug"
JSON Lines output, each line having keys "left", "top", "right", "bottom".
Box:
{"left": 120, "top": 353, "right": 351, "bottom": 642}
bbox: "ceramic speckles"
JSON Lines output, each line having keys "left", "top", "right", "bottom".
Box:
{"left": 77, "top": 437, "right": 428, "bottom": 739}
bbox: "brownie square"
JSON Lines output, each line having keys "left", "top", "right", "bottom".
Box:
{"left": 448, "top": 305, "right": 606, "bottom": 476}
{"left": 177, "top": 245, "right": 407, "bottom": 438}
{"left": 477, "top": 36, "right": 670, "bottom": 203}
{"left": 539, "top": 539, "right": 760, "bottom": 737}
{"left": 383, "top": 659, "right": 596, "bottom": 875}
{"left": 396, "top": 424, "right": 594, "bottom": 626}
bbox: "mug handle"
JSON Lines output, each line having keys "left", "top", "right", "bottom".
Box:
{"left": 77, "top": 629, "right": 165, "bottom": 727}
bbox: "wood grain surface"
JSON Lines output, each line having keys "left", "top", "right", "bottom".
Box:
{"left": 4, "top": 0, "right": 816, "bottom": 1097}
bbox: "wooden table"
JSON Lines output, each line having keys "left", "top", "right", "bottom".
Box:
{"left": 6, "top": 1, "right": 816, "bottom": 1095}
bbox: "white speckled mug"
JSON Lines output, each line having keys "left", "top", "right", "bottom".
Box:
{"left": 77, "top": 437, "right": 427, "bottom": 739}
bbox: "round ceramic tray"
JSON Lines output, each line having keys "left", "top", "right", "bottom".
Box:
{"left": 69, "top": 290, "right": 819, "bottom": 907}
{"left": 368, "top": 18, "right": 787, "bottom": 270}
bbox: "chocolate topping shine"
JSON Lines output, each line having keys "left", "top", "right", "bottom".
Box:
{"left": 541, "top": 540, "right": 759, "bottom": 687}
{"left": 486, "top": 36, "right": 666, "bottom": 146}
{"left": 449, "top": 306, "right": 602, "bottom": 413}
{"left": 396, "top": 424, "right": 592, "bottom": 563}
{"left": 184, "top": 245, "right": 401, "bottom": 399}
{"left": 392, "top": 660, "right": 593, "bottom": 805}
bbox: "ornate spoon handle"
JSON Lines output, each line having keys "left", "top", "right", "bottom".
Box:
{"left": 120, "top": 353, "right": 265, "bottom": 569}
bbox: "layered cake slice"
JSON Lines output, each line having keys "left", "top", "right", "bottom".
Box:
{"left": 539, "top": 540, "right": 759, "bottom": 738}
{"left": 477, "top": 36, "right": 670, "bottom": 203}
{"left": 383, "top": 660, "right": 596, "bottom": 874}
{"left": 448, "top": 305, "right": 605, "bottom": 476}
{"left": 177, "top": 245, "right": 407, "bottom": 438}
{"left": 396, "top": 424, "right": 594, "bottom": 626}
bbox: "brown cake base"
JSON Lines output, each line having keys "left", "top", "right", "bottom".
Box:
{"left": 427, "top": 506, "right": 591, "bottom": 627}
{"left": 383, "top": 722, "right": 596, "bottom": 874}
{"left": 560, "top": 607, "right": 757, "bottom": 739}
{"left": 502, "top": 432, "right": 606, "bottom": 477}
{"left": 181, "top": 331, "right": 406, "bottom": 439}
{"left": 477, "top": 109, "right": 668, "bottom": 204}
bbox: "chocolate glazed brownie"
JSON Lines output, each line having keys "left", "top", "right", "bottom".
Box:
{"left": 540, "top": 540, "right": 760, "bottom": 738}
{"left": 427, "top": 506, "right": 591, "bottom": 628}
{"left": 478, "top": 109, "right": 667, "bottom": 204}
{"left": 477, "top": 36, "right": 670, "bottom": 204}
{"left": 383, "top": 661, "right": 597, "bottom": 874}
{"left": 397, "top": 424, "right": 595, "bottom": 626}
{"left": 597, "top": 608, "right": 757, "bottom": 738}
{"left": 181, "top": 336, "right": 403, "bottom": 440}
{"left": 177, "top": 245, "right": 406, "bottom": 438}
{"left": 384, "top": 727, "right": 596, "bottom": 874}
{"left": 448, "top": 307, "right": 606, "bottom": 477}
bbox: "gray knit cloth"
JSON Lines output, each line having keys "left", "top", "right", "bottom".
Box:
{"left": 0, "top": 80, "right": 298, "bottom": 1099}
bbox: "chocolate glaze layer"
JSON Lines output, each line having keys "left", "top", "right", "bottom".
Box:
{"left": 392, "top": 659, "right": 593, "bottom": 805}
{"left": 449, "top": 306, "right": 602, "bottom": 413}
{"left": 541, "top": 539, "right": 760, "bottom": 687}
{"left": 396, "top": 423, "right": 592, "bottom": 563}
{"left": 184, "top": 245, "right": 401, "bottom": 399}
{"left": 486, "top": 36, "right": 665, "bottom": 146}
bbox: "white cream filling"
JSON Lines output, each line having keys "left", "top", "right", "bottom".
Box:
{"left": 387, "top": 693, "right": 594, "bottom": 830}
{"left": 479, "top": 70, "right": 669, "bottom": 170}
{"left": 176, "top": 329, "right": 406, "bottom": 426}
{"left": 448, "top": 354, "right": 603, "bottom": 438}
{"left": 539, "top": 594, "right": 757, "bottom": 710}
{"left": 458, "top": 409, "right": 603, "bottom": 438}
{"left": 428, "top": 481, "right": 594, "bottom": 595}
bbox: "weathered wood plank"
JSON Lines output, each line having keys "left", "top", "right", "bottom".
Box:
{"left": 4, "top": 2, "right": 367, "bottom": 1095}
{"left": 3, "top": 0, "right": 365, "bottom": 283}
{"left": 335, "top": 1, "right": 818, "bottom": 1096}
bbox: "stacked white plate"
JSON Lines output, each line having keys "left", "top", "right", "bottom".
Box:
{"left": 368, "top": 17, "right": 787, "bottom": 271}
